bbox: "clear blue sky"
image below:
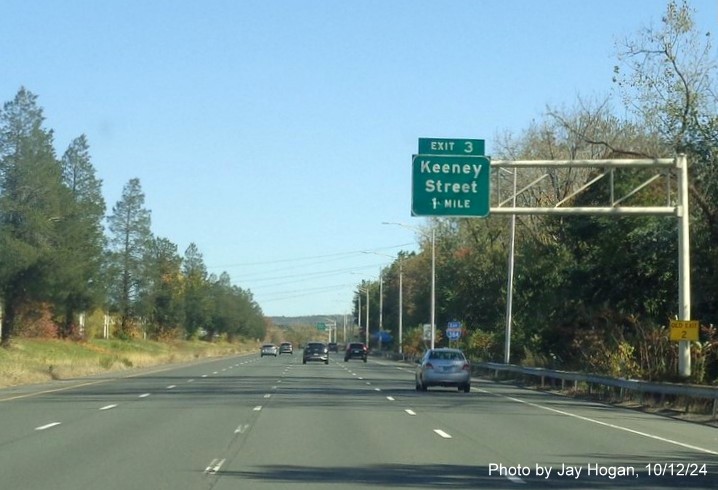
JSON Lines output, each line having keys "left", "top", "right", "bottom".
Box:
{"left": 2, "top": 1, "right": 716, "bottom": 317}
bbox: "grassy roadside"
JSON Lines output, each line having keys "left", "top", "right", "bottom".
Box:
{"left": 0, "top": 338, "right": 259, "bottom": 389}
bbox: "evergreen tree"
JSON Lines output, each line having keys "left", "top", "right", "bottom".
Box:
{"left": 56, "top": 135, "right": 106, "bottom": 337}
{"left": 0, "top": 88, "right": 67, "bottom": 346}
{"left": 107, "top": 178, "right": 152, "bottom": 336}
{"left": 182, "top": 243, "right": 211, "bottom": 338}
{"left": 141, "top": 236, "right": 184, "bottom": 338}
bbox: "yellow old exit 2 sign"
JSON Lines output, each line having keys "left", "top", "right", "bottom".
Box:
{"left": 669, "top": 320, "right": 699, "bottom": 341}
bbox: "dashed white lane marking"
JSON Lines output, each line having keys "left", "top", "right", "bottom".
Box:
{"left": 433, "top": 429, "right": 452, "bottom": 439}
{"left": 235, "top": 424, "right": 250, "bottom": 434}
{"left": 253, "top": 406, "right": 263, "bottom": 411}
{"left": 507, "top": 475, "right": 526, "bottom": 484}
{"left": 201, "top": 375, "right": 208, "bottom": 378}
{"left": 99, "top": 404, "right": 118, "bottom": 411}
{"left": 166, "top": 385, "right": 176, "bottom": 389}
{"left": 204, "top": 458, "right": 225, "bottom": 475}
{"left": 386, "top": 396, "right": 395, "bottom": 401}
{"left": 405, "top": 409, "right": 416, "bottom": 416}
{"left": 187, "top": 379, "right": 194, "bottom": 383}
{"left": 138, "top": 393, "right": 151, "bottom": 398}
{"left": 264, "top": 394, "right": 271, "bottom": 398}
{"left": 374, "top": 388, "right": 381, "bottom": 392}
{"left": 35, "top": 422, "right": 61, "bottom": 431}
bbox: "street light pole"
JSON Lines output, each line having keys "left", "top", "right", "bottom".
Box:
{"left": 398, "top": 259, "right": 403, "bottom": 355}
{"left": 379, "top": 269, "right": 383, "bottom": 350}
{"left": 430, "top": 227, "right": 436, "bottom": 349}
{"left": 504, "top": 168, "right": 517, "bottom": 364}
{"left": 363, "top": 250, "right": 404, "bottom": 354}
{"left": 365, "top": 286, "right": 369, "bottom": 347}
{"left": 383, "top": 221, "right": 436, "bottom": 349}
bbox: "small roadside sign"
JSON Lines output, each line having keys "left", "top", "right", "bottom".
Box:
{"left": 669, "top": 319, "right": 699, "bottom": 341}
{"left": 419, "top": 138, "right": 485, "bottom": 156}
{"left": 446, "top": 321, "right": 462, "bottom": 341}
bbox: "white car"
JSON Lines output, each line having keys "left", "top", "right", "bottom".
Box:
{"left": 415, "top": 348, "right": 471, "bottom": 392}
{"left": 260, "top": 344, "right": 278, "bottom": 357}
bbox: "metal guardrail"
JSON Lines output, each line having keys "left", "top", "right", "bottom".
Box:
{"left": 476, "top": 362, "right": 718, "bottom": 419}
{"left": 372, "top": 352, "right": 718, "bottom": 419}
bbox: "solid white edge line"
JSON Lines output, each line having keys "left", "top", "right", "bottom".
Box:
{"left": 480, "top": 388, "right": 718, "bottom": 456}
{"left": 35, "top": 422, "right": 61, "bottom": 431}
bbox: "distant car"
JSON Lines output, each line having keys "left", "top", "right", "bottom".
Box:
{"left": 328, "top": 342, "right": 338, "bottom": 352}
{"left": 279, "top": 342, "right": 293, "bottom": 354}
{"left": 344, "top": 342, "right": 367, "bottom": 362}
{"left": 260, "top": 344, "right": 278, "bottom": 357}
{"left": 415, "top": 348, "right": 471, "bottom": 392}
{"left": 303, "top": 342, "right": 329, "bottom": 364}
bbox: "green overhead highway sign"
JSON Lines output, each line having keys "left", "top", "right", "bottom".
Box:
{"left": 411, "top": 154, "right": 491, "bottom": 217}
{"left": 316, "top": 322, "right": 327, "bottom": 331}
{"left": 418, "top": 138, "right": 485, "bottom": 156}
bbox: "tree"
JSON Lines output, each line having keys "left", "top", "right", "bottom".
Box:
{"left": 0, "top": 88, "right": 67, "bottom": 346}
{"left": 182, "top": 243, "right": 211, "bottom": 338}
{"left": 140, "top": 237, "right": 184, "bottom": 339}
{"left": 107, "top": 178, "right": 152, "bottom": 337}
{"left": 55, "top": 134, "right": 107, "bottom": 337}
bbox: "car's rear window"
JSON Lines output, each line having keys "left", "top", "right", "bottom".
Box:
{"left": 429, "top": 351, "right": 465, "bottom": 361}
{"left": 349, "top": 343, "right": 364, "bottom": 349}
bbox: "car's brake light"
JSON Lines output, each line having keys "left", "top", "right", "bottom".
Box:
{"left": 462, "top": 363, "right": 470, "bottom": 371}
{"left": 425, "top": 362, "right": 434, "bottom": 370}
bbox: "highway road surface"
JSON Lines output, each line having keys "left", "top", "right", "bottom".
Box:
{"left": 1, "top": 351, "right": 716, "bottom": 489}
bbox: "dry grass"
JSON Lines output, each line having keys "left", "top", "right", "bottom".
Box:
{"left": 0, "top": 338, "right": 257, "bottom": 389}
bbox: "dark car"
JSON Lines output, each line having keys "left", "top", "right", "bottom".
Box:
{"left": 303, "top": 342, "right": 329, "bottom": 364}
{"left": 344, "top": 342, "right": 367, "bottom": 362}
{"left": 328, "top": 342, "right": 338, "bottom": 352}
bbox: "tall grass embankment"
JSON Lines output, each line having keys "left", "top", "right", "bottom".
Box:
{"left": 0, "top": 338, "right": 256, "bottom": 388}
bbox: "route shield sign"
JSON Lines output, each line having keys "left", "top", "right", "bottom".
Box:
{"left": 446, "top": 321, "right": 462, "bottom": 341}
{"left": 412, "top": 154, "right": 490, "bottom": 217}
